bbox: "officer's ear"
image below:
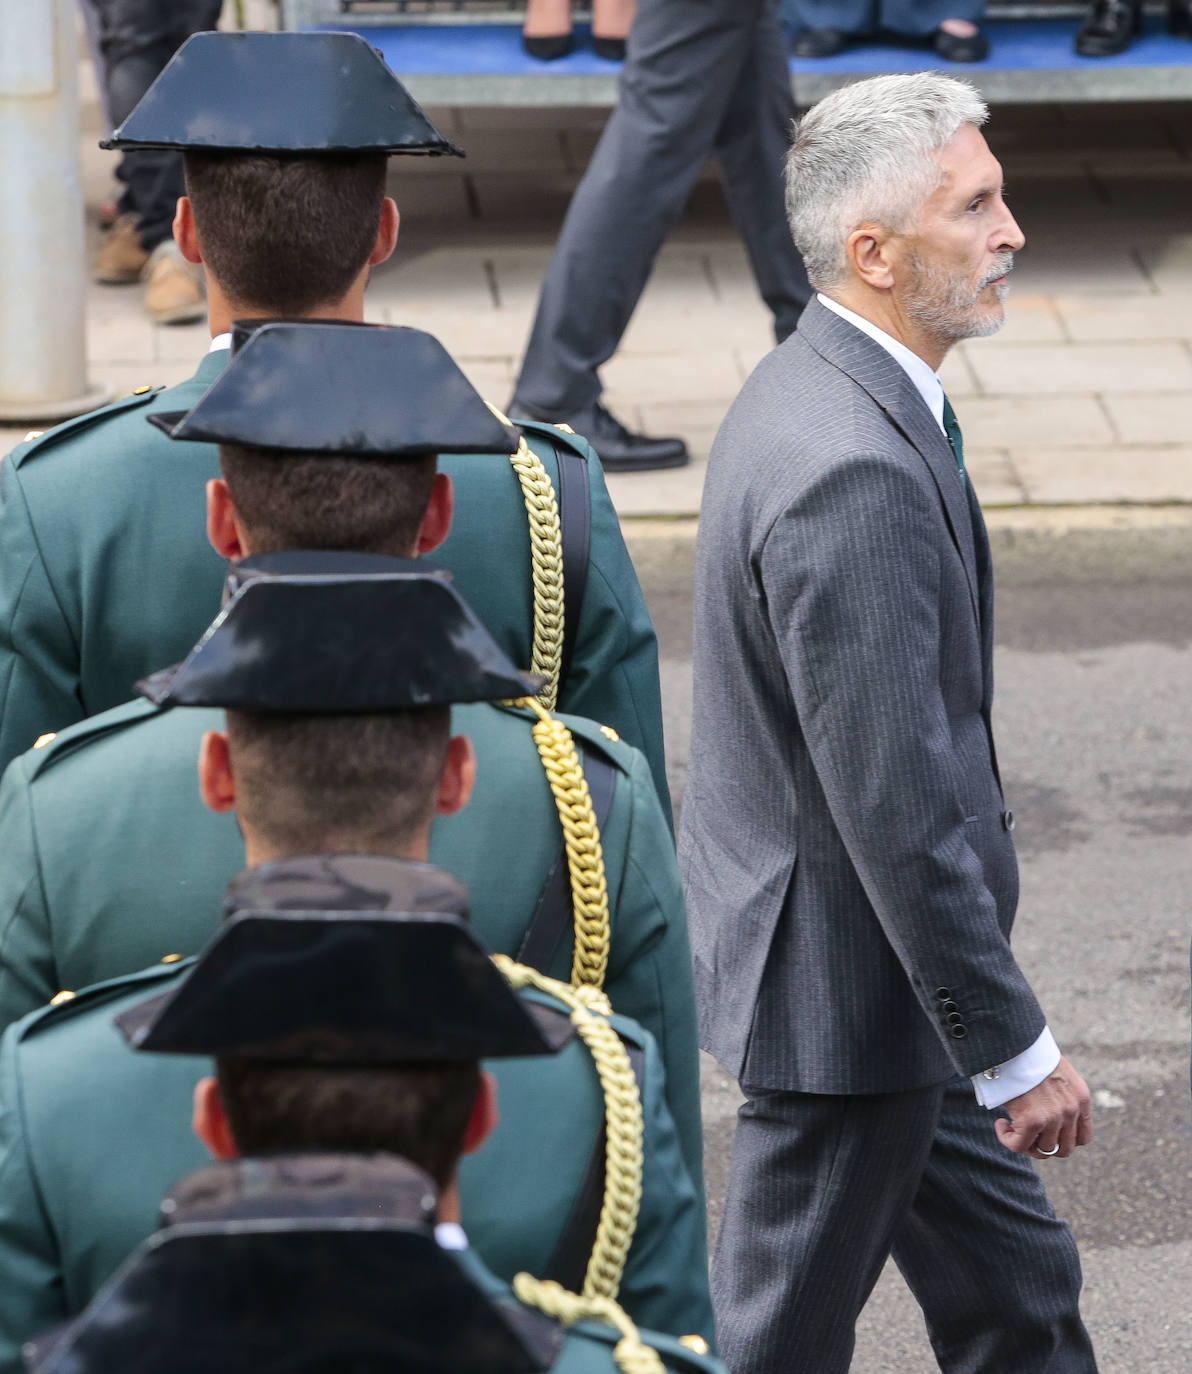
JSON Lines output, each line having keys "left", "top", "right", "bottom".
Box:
{"left": 436, "top": 735, "right": 475, "bottom": 817}
{"left": 198, "top": 731, "right": 237, "bottom": 814}
{"left": 461, "top": 1071, "right": 498, "bottom": 1156}
{"left": 415, "top": 472, "right": 454, "bottom": 555}
{"left": 193, "top": 1076, "right": 240, "bottom": 1160}
{"left": 206, "top": 478, "right": 249, "bottom": 560}
{"left": 369, "top": 196, "right": 400, "bottom": 267}
{"left": 174, "top": 196, "right": 203, "bottom": 265}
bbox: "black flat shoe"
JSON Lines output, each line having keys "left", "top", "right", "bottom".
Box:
{"left": 512, "top": 400, "right": 689, "bottom": 473}
{"left": 1074, "top": 0, "right": 1141, "bottom": 54}
{"left": 592, "top": 35, "right": 627, "bottom": 60}
{"left": 522, "top": 32, "right": 576, "bottom": 60}
{"left": 932, "top": 25, "right": 990, "bottom": 61}
{"left": 1168, "top": 0, "right": 1192, "bottom": 36}
{"left": 792, "top": 28, "right": 847, "bottom": 57}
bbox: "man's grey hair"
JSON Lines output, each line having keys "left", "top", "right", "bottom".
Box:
{"left": 786, "top": 73, "right": 989, "bottom": 291}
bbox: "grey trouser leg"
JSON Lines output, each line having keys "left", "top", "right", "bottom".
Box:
{"left": 513, "top": 0, "right": 809, "bottom": 413}
{"left": 713, "top": 1080, "right": 1096, "bottom": 1374}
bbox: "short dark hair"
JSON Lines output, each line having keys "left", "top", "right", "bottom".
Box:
{"left": 183, "top": 152, "right": 388, "bottom": 313}
{"left": 225, "top": 707, "right": 451, "bottom": 857}
{"left": 219, "top": 446, "right": 437, "bottom": 557}
{"left": 216, "top": 1059, "right": 480, "bottom": 1188}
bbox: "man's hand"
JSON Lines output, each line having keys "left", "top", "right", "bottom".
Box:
{"left": 995, "top": 1056, "right": 1093, "bottom": 1159}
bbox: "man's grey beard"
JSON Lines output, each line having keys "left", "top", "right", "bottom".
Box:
{"left": 904, "top": 252, "right": 1015, "bottom": 344}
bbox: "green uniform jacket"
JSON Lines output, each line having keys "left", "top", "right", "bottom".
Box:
{"left": 0, "top": 967, "right": 714, "bottom": 1374}
{"left": 0, "top": 353, "right": 669, "bottom": 810}
{"left": 0, "top": 697, "right": 701, "bottom": 1181}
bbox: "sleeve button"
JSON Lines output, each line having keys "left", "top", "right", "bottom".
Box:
{"left": 935, "top": 987, "right": 953, "bottom": 1000}
{"left": 950, "top": 1024, "right": 968, "bottom": 1039}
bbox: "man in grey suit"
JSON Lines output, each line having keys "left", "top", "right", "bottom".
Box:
{"left": 511, "top": 0, "right": 811, "bottom": 472}
{"left": 680, "top": 74, "right": 1097, "bottom": 1372}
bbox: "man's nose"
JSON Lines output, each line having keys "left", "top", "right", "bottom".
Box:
{"left": 997, "top": 205, "right": 1026, "bottom": 254}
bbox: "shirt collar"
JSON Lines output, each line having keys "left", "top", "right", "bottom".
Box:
{"left": 435, "top": 1222, "right": 468, "bottom": 1251}
{"left": 208, "top": 332, "right": 232, "bottom": 353}
{"left": 816, "top": 294, "right": 945, "bottom": 433}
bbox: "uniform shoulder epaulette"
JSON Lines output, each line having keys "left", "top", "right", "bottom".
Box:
{"left": 493, "top": 701, "right": 632, "bottom": 774}
{"left": 570, "top": 1320, "right": 721, "bottom": 1373}
{"left": 23, "top": 698, "right": 165, "bottom": 780}
{"left": 11, "top": 387, "right": 163, "bottom": 468}
{"left": 516, "top": 417, "right": 595, "bottom": 464}
{"left": 16, "top": 957, "right": 192, "bottom": 1041}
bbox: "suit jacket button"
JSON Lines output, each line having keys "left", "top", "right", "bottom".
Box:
{"left": 947, "top": 1012, "right": 964, "bottom": 1025}
{"left": 942, "top": 1000, "right": 959, "bottom": 1014}
{"left": 935, "top": 987, "right": 952, "bottom": 1000}
{"left": 950, "top": 1024, "right": 968, "bottom": 1038}
{"left": 1002, "top": 809, "right": 1016, "bottom": 832}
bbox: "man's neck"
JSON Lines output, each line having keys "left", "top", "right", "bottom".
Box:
{"left": 823, "top": 287, "right": 949, "bottom": 371}
{"left": 205, "top": 286, "right": 367, "bottom": 340}
{"left": 241, "top": 834, "right": 430, "bottom": 869}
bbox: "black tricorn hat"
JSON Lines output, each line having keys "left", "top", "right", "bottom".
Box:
{"left": 134, "top": 562, "right": 544, "bottom": 710}
{"left": 146, "top": 322, "right": 519, "bottom": 455}
{"left": 25, "top": 1201, "right": 562, "bottom": 1374}
{"left": 100, "top": 31, "right": 463, "bottom": 157}
{"left": 114, "top": 912, "right": 575, "bottom": 1063}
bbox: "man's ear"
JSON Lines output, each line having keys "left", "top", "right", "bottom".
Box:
{"left": 174, "top": 196, "right": 203, "bottom": 265}
{"left": 461, "top": 1071, "right": 498, "bottom": 1156}
{"left": 198, "top": 730, "right": 236, "bottom": 814}
{"left": 415, "top": 472, "right": 454, "bottom": 555}
{"left": 206, "top": 478, "right": 247, "bottom": 560}
{"left": 193, "top": 1076, "right": 240, "bottom": 1161}
{"left": 847, "top": 224, "right": 897, "bottom": 292}
{"left": 369, "top": 196, "right": 400, "bottom": 267}
{"left": 436, "top": 735, "right": 475, "bottom": 817}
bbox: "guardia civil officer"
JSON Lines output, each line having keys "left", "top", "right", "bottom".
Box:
{"left": 20, "top": 907, "right": 722, "bottom": 1374}
{"left": 0, "top": 325, "right": 699, "bottom": 1175}
{"left": 0, "top": 568, "right": 712, "bottom": 1374}
{"left": 0, "top": 30, "right": 667, "bottom": 805}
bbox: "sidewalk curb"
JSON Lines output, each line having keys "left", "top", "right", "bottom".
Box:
{"left": 623, "top": 506, "right": 1192, "bottom": 584}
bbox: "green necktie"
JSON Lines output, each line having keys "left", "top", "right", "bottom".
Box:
{"left": 942, "top": 396, "right": 966, "bottom": 482}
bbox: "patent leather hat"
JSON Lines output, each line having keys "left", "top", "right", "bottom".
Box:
{"left": 25, "top": 1156, "right": 563, "bottom": 1374}
{"left": 146, "top": 322, "right": 519, "bottom": 455}
{"left": 101, "top": 30, "right": 463, "bottom": 157}
{"left": 115, "top": 911, "right": 574, "bottom": 1063}
{"left": 135, "top": 559, "right": 544, "bottom": 711}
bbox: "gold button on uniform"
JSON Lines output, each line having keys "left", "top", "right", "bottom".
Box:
{"left": 32, "top": 733, "right": 57, "bottom": 749}
{"left": 599, "top": 724, "right": 620, "bottom": 742}
{"left": 23, "top": 430, "right": 44, "bottom": 443}
{"left": 679, "top": 1336, "right": 710, "bottom": 1355}
{"left": 160, "top": 953, "right": 183, "bottom": 964}
{"left": 132, "top": 385, "right": 153, "bottom": 395}
{"left": 49, "top": 990, "right": 76, "bottom": 1006}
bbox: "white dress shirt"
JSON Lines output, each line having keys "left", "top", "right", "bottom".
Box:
{"left": 816, "top": 293, "right": 1061, "bottom": 1111}
{"left": 435, "top": 1221, "right": 468, "bottom": 1251}
{"left": 208, "top": 332, "right": 232, "bottom": 353}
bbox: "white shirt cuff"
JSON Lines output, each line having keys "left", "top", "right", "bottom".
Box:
{"left": 971, "top": 1026, "right": 1061, "bottom": 1109}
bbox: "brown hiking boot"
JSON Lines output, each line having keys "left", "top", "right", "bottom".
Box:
{"left": 143, "top": 244, "right": 205, "bottom": 326}
{"left": 93, "top": 214, "right": 149, "bottom": 284}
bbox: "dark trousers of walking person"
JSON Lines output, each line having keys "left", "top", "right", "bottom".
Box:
{"left": 92, "top": 0, "right": 223, "bottom": 251}
{"left": 512, "top": 0, "right": 812, "bottom": 417}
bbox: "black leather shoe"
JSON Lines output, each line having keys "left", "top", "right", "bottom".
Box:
{"left": 932, "top": 25, "right": 990, "bottom": 61}
{"left": 513, "top": 401, "right": 689, "bottom": 472}
{"left": 592, "top": 35, "right": 627, "bottom": 60}
{"left": 1074, "top": 0, "right": 1141, "bottom": 54}
{"left": 792, "top": 28, "right": 847, "bottom": 57}
{"left": 522, "top": 32, "right": 576, "bottom": 60}
{"left": 1168, "top": 0, "right": 1192, "bottom": 36}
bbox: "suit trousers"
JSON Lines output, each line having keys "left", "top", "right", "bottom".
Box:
{"left": 513, "top": 0, "right": 811, "bottom": 414}
{"left": 713, "top": 1078, "right": 1097, "bottom": 1374}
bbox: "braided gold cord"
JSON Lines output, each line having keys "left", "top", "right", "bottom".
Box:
{"left": 486, "top": 403, "right": 565, "bottom": 711}
{"left": 495, "top": 958, "right": 641, "bottom": 1304}
{"left": 506, "top": 697, "right": 610, "bottom": 989}
{"left": 512, "top": 1277, "right": 665, "bottom": 1374}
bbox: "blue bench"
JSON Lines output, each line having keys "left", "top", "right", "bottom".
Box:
{"left": 290, "top": 11, "right": 1192, "bottom": 104}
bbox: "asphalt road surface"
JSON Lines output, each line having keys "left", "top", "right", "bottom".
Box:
{"left": 626, "top": 526, "right": 1192, "bottom": 1373}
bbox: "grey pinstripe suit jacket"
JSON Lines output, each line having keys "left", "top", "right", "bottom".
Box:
{"left": 679, "top": 297, "right": 1046, "bottom": 1094}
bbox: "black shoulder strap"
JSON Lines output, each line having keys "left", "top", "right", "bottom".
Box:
{"left": 542, "top": 1042, "right": 646, "bottom": 1293}
{"left": 554, "top": 438, "right": 591, "bottom": 693}
{"left": 516, "top": 745, "right": 617, "bottom": 974}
